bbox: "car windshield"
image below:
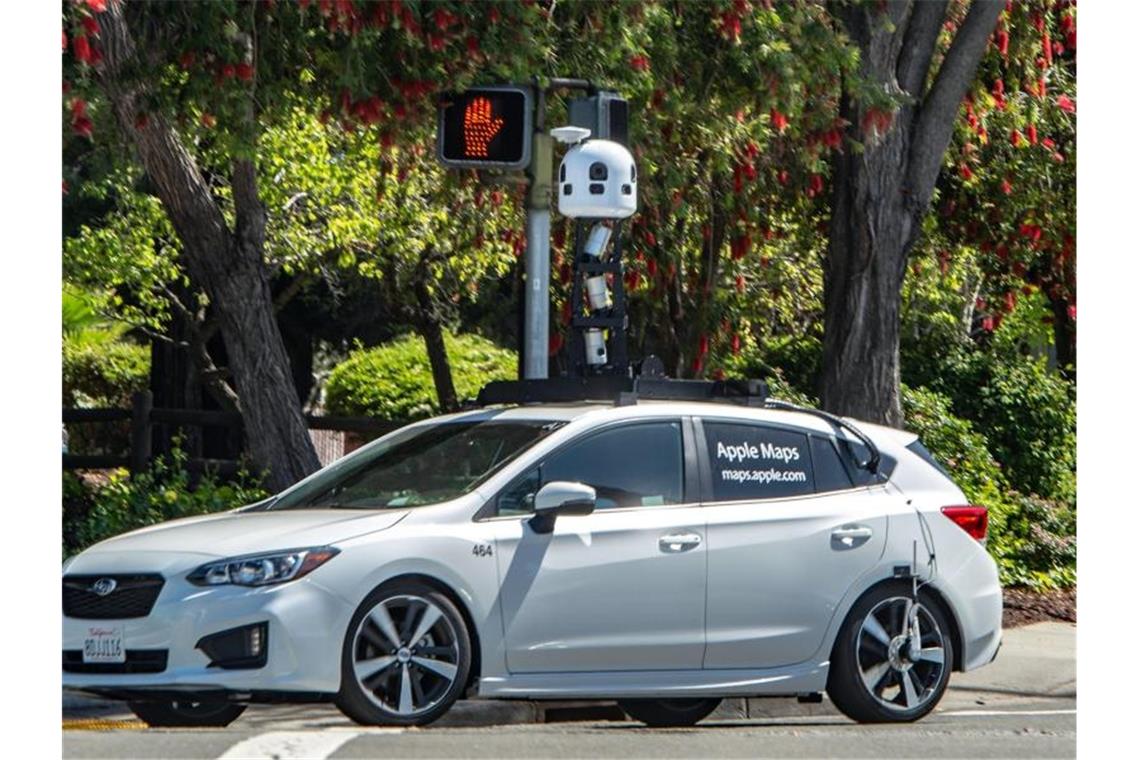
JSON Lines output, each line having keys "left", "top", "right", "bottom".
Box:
{"left": 270, "top": 418, "right": 563, "bottom": 510}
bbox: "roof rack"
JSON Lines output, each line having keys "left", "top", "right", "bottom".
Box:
{"left": 476, "top": 376, "right": 769, "bottom": 408}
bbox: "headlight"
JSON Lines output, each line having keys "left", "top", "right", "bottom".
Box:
{"left": 187, "top": 547, "right": 340, "bottom": 587}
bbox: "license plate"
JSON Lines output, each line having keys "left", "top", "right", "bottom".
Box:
{"left": 82, "top": 626, "right": 125, "bottom": 664}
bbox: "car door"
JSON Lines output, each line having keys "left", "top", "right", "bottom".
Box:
{"left": 484, "top": 418, "right": 708, "bottom": 673}
{"left": 699, "top": 418, "right": 888, "bottom": 669}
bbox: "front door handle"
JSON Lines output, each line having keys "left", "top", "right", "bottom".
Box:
{"left": 831, "top": 525, "right": 873, "bottom": 549}
{"left": 659, "top": 532, "right": 702, "bottom": 553}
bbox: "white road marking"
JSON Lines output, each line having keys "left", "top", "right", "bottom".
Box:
{"left": 939, "top": 708, "right": 1077, "bottom": 717}
{"left": 217, "top": 728, "right": 402, "bottom": 760}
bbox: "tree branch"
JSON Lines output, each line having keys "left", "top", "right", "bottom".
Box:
{"left": 907, "top": 1, "right": 1003, "bottom": 208}
{"left": 896, "top": 0, "right": 949, "bottom": 98}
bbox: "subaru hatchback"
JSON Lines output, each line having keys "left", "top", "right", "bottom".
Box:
{"left": 63, "top": 399, "right": 1001, "bottom": 728}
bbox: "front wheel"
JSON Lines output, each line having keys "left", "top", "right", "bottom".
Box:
{"left": 335, "top": 581, "right": 472, "bottom": 727}
{"left": 618, "top": 698, "right": 722, "bottom": 727}
{"left": 127, "top": 700, "right": 246, "bottom": 727}
{"left": 827, "top": 582, "right": 954, "bottom": 723}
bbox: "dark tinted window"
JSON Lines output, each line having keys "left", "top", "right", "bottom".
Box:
{"left": 704, "top": 422, "right": 813, "bottom": 501}
{"left": 811, "top": 436, "right": 854, "bottom": 493}
{"left": 837, "top": 438, "right": 897, "bottom": 485}
{"left": 497, "top": 421, "right": 684, "bottom": 514}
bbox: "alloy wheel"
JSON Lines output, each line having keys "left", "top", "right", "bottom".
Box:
{"left": 856, "top": 596, "right": 946, "bottom": 713}
{"left": 350, "top": 594, "right": 461, "bottom": 717}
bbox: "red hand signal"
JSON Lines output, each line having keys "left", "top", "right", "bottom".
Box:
{"left": 463, "top": 96, "right": 505, "bottom": 158}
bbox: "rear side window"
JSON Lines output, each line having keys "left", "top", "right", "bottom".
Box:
{"left": 838, "top": 438, "right": 898, "bottom": 485}
{"left": 810, "top": 436, "right": 854, "bottom": 493}
{"left": 704, "top": 422, "right": 813, "bottom": 500}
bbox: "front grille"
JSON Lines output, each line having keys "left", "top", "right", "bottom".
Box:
{"left": 62, "top": 649, "right": 168, "bottom": 674}
{"left": 63, "top": 574, "right": 165, "bottom": 619}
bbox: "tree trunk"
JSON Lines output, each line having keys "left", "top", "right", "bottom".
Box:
{"left": 413, "top": 253, "right": 459, "bottom": 413}
{"left": 821, "top": 0, "right": 1003, "bottom": 426}
{"left": 96, "top": 2, "right": 320, "bottom": 491}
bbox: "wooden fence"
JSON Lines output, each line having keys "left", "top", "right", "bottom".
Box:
{"left": 62, "top": 391, "right": 401, "bottom": 475}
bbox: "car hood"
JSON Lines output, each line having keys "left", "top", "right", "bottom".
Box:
{"left": 69, "top": 509, "right": 409, "bottom": 573}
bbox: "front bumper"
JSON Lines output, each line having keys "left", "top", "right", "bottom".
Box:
{"left": 63, "top": 575, "right": 354, "bottom": 696}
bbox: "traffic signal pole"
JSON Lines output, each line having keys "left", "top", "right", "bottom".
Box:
{"left": 523, "top": 130, "right": 553, "bottom": 379}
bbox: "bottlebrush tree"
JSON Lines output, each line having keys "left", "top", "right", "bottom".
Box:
{"left": 62, "top": 0, "right": 547, "bottom": 489}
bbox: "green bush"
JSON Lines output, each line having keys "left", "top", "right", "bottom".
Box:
{"left": 63, "top": 448, "right": 267, "bottom": 556}
{"left": 974, "top": 359, "right": 1076, "bottom": 504}
{"left": 901, "top": 385, "right": 1074, "bottom": 590}
{"left": 63, "top": 336, "right": 149, "bottom": 408}
{"left": 325, "top": 333, "right": 516, "bottom": 420}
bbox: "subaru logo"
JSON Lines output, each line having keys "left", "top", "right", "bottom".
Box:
{"left": 91, "top": 578, "right": 117, "bottom": 597}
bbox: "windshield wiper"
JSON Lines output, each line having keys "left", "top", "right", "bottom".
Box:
{"left": 763, "top": 399, "right": 882, "bottom": 474}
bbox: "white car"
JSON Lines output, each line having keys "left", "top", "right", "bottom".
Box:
{"left": 63, "top": 393, "right": 1001, "bottom": 728}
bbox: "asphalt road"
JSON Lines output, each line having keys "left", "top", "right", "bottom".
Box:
{"left": 63, "top": 622, "right": 1076, "bottom": 759}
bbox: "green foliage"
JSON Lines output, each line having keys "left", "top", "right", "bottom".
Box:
{"left": 62, "top": 337, "right": 149, "bottom": 409}
{"left": 63, "top": 448, "right": 267, "bottom": 557}
{"left": 901, "top": 384, "right": 1074, "bottom": 590}
{"left": 975, "top": 358, "right": 1076, "bottom": 504}
{"left": 325, "top": 333, "right": 516, "bottom": 421}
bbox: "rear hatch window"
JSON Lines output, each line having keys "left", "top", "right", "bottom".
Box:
{"left": 905, "top": 440, "right": 955, "bottom": 484}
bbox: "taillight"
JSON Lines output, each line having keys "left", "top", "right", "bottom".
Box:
{"left": 941, "top": 505, "right": 988, "bottom": 543}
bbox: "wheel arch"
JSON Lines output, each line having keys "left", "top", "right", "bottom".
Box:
{"left": 831, "top": 577, "right": 965, "bottom": 672}
{"left": 375, "top": 572, "right": 483, "bottom": 691}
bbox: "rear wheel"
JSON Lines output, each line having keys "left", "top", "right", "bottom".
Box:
{"left": 618, "top": 698, "right": 722, "bottom": 727}
{"left": 827, "top": 582, "right": 953, "bottom": 723}
{"left": 335, "top": 581, "right": 471, "bottom": 727}
{"left": 127, "top": 700, "right": 246, "bottom": 727}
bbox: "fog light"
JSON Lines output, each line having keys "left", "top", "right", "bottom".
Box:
{"left": 197, "top": 622, "right": 268, "bottom": 670}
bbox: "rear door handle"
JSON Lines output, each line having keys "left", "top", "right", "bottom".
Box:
{"left": 831, "top": 525, "right": 873, "bottom": 548}
{"left": 659, "top": 532, "right": 702, "bottom": 553}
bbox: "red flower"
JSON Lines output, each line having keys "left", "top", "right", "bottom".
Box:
{"left": 629, "top": 55, "right": 650, "bottom": 72}
{"left": 770, "top": 108, "right": 789, "bottom": 133}
{"left": 735, "top": 275, "right": 745, "bottom": 294}
{"left": 220, "top": 63, "right": 236, "bottom": 80}
{"left": 200, "top": 112, "right": 216, "bottom": 128}
{"left": 62, "top": 29, "right": 67, "bottom": 52}
{"left": 996, "top": 29, "right": 1009, "bottom": 57}
{"left": 82, "top": 16, "right": 99, "bottom": 37}
{"left": 698, "top": 333, "right": 710, "bottom": 357}
{"left": 84, "top": 0, "right": 107, "bottom": 12}
{"left": 1010, "top": 129, "right": 1023, "bottom": 147}
{"left": 1027, "top": 124, "right": 1038, "bottom": 145}
{"left": 691, "top": 355, "right": 704, "bottom": 375}
{"left": 1056, "top": 95, "right": 1076, "bottom": 114}
{"left": 1001, "top": 178, "right": 1013, "bottom": 195}
{"left": 807, "top": 174, "right": 824, "bottom": 197}
{"left": 647, "top": 259, "right": 658, "bottom": 278}
{"left": 236, "top": 62, "right": 254, "bottom": 82}
{"left": 1043, "top": 137, "right": 1056, "bottom": 150}
{"left": 982, "top": 316, "right": 995, "bottom": 332}
{"left": 1067, "top": 304, "right": 1076, "bottom": 321}
{"left": 70, "top": 98, "right": 88, "bottom": 119}
{"left": 645, "top": 230, "right": 657, "bottom": 247}
{"left": 72, "top": 116, "right": 93, "bottom": 139}
{"left": 73, "top": 34, "right": 92, "bottom": 64}
{"left": 958, "top": 164, "right": 973, "bottom": 181}
{"left": 777, "top": 169, "right": 789, "bottom": 186}
{"left": 731, "top": 333, "right": 741, "bottom": 354}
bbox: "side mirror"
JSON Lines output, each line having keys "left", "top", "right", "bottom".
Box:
{"left": 529, "top": 481, "right": 596, "bottom": 533}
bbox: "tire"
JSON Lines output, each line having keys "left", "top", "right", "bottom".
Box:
{"left": 827, "top": 581, "right": 954, "bottom": 723}
{"left": 618, "top": 698, "right": 722, "bottom": 727}
{"left": 127, "top": 700, "right": 246, "bottom": 727}
{"left": 335, "top": 580, "right": 472, "bottom": 727}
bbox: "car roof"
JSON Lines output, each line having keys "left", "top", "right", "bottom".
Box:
{"left": 432, "top": 401, "right": 919, "bottom": 447}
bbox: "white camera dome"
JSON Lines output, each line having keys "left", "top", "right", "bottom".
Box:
{"left": 557, "top": 138, "right": 637, "bottom": 219}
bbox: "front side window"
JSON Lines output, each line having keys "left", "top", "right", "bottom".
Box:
{"left": 704, "top": 421, "right": 814, "bottom": 501}
{"left": 271, "top": 419, "right": 562, "bottom": 510}
{"left": 496, "top": 421, "right": 685, "bottom": 515}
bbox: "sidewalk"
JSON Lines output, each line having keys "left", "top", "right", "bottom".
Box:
{"left": 63, "top": 622, "right": 1076, "bottom": 726}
